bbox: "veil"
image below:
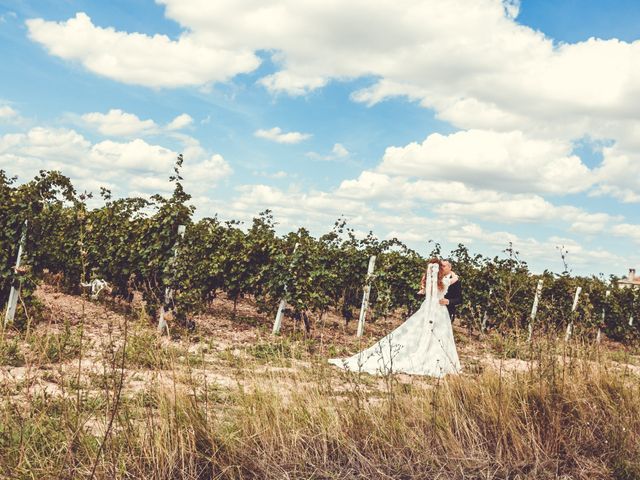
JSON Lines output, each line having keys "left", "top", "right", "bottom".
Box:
{"left": 422, "top": 262, "right": 440, "bottom": 329}
{"left": 425, "top": 262, "right": 439, "bottom": 302}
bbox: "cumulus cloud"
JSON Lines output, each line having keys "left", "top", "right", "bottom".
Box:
{"left": 26, "top": 3, "right": 640, "bottom": 133}
{"left": 307, "top": 142, "right": 350, "bottom": 161}
{"left": 254, "top": 127, "right": 311, "bottom": 144}
{"left": 332, "top": 143, "right": 349, "bottom": 158}
{"left": 15, "top": 127, "right": 90, "bottom": 161}
{"left": 0, "top": 105, "right": 25, "bottom": 126}
{"left": 335, "top": 170, "right": 617, "bottom": 229}
{"left": 0, "top": 126, "right": 232, "bottom": 198}
{"left": 24, "top": 1, "right": 640, "bottom": 202}
{"left": 81, "top": 109, "right": 196, "bottom": 137}
{"left": 166, "top": 113, "right": 193, "bottom": 130}
{"left": 0, "top": 105, "right": 18, "bottom": 120}
{"left": 0, "top": 11, "right": 17, "bottom": 23}
{"left": 89, "top": 138, "right": 175, "bottom": 172}
{"left": 81, "top": 109, "right": 158, "bottom": 136}
{"left": 612, "top": 223, "right": 640, "bottom": 243}
{"left": 129, "top": 176, "right": 173, "bottom": 193}
{"left": 219, "top": 181, "right": 624, "bottom": 273}
{"left": 379, "top": 129, "right": 594, "bottom": 194}
{"left": 183, "top": 154, "right": 232, "bottom": 188}
{"left": 592, "top": 143, "right": 640, "bottom": 203}
{"left": 254, "top": 170, "right": 289, "bottom": 179}
{"left": 27, "top": 12, "right": 260, "bottom": 88}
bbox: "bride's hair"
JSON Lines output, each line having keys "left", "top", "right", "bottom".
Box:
{"left": 426, "top": 258, "right": 445, "bottom": 291}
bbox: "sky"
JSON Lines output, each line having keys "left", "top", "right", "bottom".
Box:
{"left": 1, "top": 0, "right": 639, "bottom": 277}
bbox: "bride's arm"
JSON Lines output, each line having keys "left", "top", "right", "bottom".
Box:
{"left": 449, "top": 272, "right": 459, "bottom": 284}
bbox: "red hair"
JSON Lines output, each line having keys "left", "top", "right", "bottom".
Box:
{"left": 426, "top": 258, "right": 445, "bottom": 291}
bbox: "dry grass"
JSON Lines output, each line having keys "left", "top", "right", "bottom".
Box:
{"left": 0, "top": 287, "right": 639, "bottom": 479}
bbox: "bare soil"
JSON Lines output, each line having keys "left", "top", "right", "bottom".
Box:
{"left": 2, "top": 284, "right": 638, "bottom": 408}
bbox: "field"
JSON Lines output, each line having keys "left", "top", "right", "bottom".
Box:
{"left": 1, "top": 284, "right": 639, "bottom": 480}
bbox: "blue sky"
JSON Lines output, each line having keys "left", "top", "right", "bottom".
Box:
{"left": 1, "top": 0, "right": 640, "bottom": 277}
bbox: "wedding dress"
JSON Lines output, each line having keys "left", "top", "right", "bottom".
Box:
{"left": 329, "top": 263, "right": 461, "bottom": 377}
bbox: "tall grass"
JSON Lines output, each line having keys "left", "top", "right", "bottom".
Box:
{"left": 0, "top": 313, "right": 639, "bottom": 479}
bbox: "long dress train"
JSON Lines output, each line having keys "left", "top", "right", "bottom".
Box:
{"left": 329, "top": 264, "right": 461, "bottom": 377}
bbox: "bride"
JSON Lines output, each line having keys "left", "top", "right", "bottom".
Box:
{"left": 329, "top": 258, "right": 461, "bottom": 377}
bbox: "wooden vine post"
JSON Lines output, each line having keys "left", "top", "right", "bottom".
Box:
{"left": 157, "top": 224, "right": 186, "bottom": 334}
{"left": 272, "top": 242, "right": 299, "bottom": 335}
{"left": 597, "top": 290, "right": 610, "bottom": 344}
{"left": 4, "top": 220, "right": 27, "bottom": 327}
{"left": 565, "top": 286, "right": 582, "bottom": 341}
{"left": 527, "top": 279, "right": 543, "bottom": 342}
{"left": 356, "top": 255, "right": 377, "bottom": 338}
{"left": 481, "top": 287, "right": 492, "bottom": 333}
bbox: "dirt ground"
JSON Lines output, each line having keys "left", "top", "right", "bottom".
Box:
{"left": 1, "top": 284, "right": 639, "bottom": 409}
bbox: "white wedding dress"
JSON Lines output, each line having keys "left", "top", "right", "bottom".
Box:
{"left": 329, "top": 263, "right": 461, "bottom": 377}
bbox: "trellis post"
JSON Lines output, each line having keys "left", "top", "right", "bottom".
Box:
{"left": 565, "top": 286, "right": 581, "bottom": 341}
{"left": 527, "top": 279, "right": 543, "bottom": 342}
{"left": 481, "top": 288, "right": 492, "bottom": 333}
{"left": 158, "top": 224, "right": 186, "bottom": 334}
{"left": 272, "top": 242, "right": 299, "bottom": 335}
{"left": 596, "top": 290, "right": 610, "bottom": 344}
{"left": 4, "top": 221, "right": 27, "bottom": 326}
{"left": 356, "top": 255, "right": 377, "bottom": 338}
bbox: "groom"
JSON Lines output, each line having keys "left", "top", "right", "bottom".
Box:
{"left": 439, "top": 260, "right": 463, "bottom": 323}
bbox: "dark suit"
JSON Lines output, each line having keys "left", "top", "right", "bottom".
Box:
{"left": 445, "top": 279, "right": 462, "bottom": 322}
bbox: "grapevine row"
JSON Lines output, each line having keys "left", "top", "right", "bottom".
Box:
{"left": 1, "top": 163, "right": 638, "bottom": 343}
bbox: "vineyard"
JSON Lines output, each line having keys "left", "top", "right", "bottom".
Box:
{"left": 1, "top": 162, "right": 639, "bottom": 343}
{"left": 1, "top": 163, "right": 640, "bottom": 479}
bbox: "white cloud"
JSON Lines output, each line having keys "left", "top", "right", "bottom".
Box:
{"left": 0, "top": 126, "right": 231, "bottom": 198}
{"left": 89, "top": 138, "right": 175, "bottom": 172}
{"left": 0, "top": 105, "right": 18, "bottom": 120}
{"left": 307, "top": 142, "right": 350, "bottom": 161}
{"left": 0, "top": 105, "right": 25, "bottom": 126}
{"left": 129, "top": 176, "right": 173, "bottom": 193}
{"left": 125, "top": 152, "right": 231, "bottom": 195}
{"left": 166, "top": 113, "right": 193, "bottom": 130}
{"left": 612, "top": 224, "right": 640, "bottom": 243}
{"left": 27, "top": 12, "right": 260, "bottom": 88}
{"left": 25, "top": 1, "right": 640, "bottom": 202}
{"left": 433, "top": 197, "right": 618, "bottom": 228}
{"left": 332, "top": 143, "right": 349, "bottom": 158}
{"left": 227, "top": 184, "right": 378, "bottom": 233}
{"left": 379, "top": 129, "right": 594, "bottom": 194}
{"left": 81, "top": 109, "right": 196, "bottom": 136}
{"left": 592, "top": 143, "right": 640, "bottom": 203}
{"left": 568, "top": 212, "right": 614, "bottom": 235}
{"left": 26, "top": 3, "right": 640, "bottom": 135}
{"left": 335, "top": 170, "right": 618, "bottom": 230}
{"left": 255, "top": 170, "right": 288, "bottom": 179}
{"left": 19, "top": 127, "right": 90, "bottom": 161}
{"left": 254, "top": 127, "right": 311, "bottom": 144}
{"left": 219, "top": 181, "right": 624, "bottom": 274}
{"left": 81, "top": 109, "right": 157, "bottom": 136}
{"left": 183, "top": 154, "right": 232, "bottom": 187}
{"left": 259, "top": 72, "right": 328, "bottom": 97}
{"left": 0, "top": 11, "right": 17, "bottom": 23}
